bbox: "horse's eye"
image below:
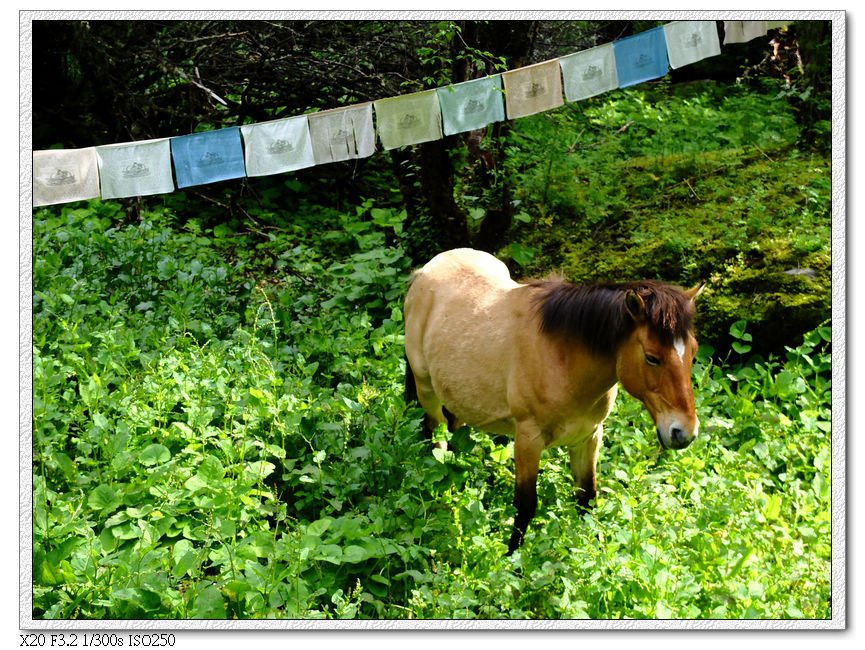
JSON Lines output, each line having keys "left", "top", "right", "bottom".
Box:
{"left": 645, "top": 354, "right": 661, "bottom": 367}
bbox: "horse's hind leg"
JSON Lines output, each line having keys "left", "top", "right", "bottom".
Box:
{"left": 407, "top": 364, "right": 450, "bottom": 450}
{"left": 442, "top": 406, "right": 463, "bottom": 432}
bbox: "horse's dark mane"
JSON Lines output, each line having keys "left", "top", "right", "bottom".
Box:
{"left": 531, "top": 279, "right": 696, "bottom": 355}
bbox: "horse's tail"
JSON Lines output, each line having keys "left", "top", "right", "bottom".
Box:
{"left": 405, "top": 268, "right": 421, "bottom": 293}
{"left": 404, "top": 351, "right": 418, "bottom": 405}
{"left": 403, "top": 268, "right": 421, "bottom": 405}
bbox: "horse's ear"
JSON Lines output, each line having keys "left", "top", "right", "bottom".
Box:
{"left": 624, "top": 290, "right": 646, "bottom": 323}
{"left": 684, "top": 283, "right": 705, "bottom": 302}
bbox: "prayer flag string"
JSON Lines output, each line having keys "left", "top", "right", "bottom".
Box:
{"left": 32, "top": 20, "right": 791, "bottom": 206}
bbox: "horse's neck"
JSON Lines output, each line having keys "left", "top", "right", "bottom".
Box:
{"left": 530, "top": 312, "right": 620, "bottom": 403}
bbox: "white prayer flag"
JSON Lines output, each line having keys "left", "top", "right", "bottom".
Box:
{"left": 33, "top": 148, "right": 100, "bottom": 207}
{"left": 96, "top": 138, "right": 174, "bottom": 199}
{"left": 559, "top": 43, "right": 618, "bottom": 102}
{"left": 664, "top": 21, "right": 722, "bottom": 70}
{"left": 502, "top": 59, "right": 564, "bottom": 119}
{"left": 241, "top": 116, "right": 315, "bottom": 177}
{"left": 723, "top": 21, "right": 768, "bottom": 44}
{"left": 308, "top": 102, "right": 376, "bottom": 165}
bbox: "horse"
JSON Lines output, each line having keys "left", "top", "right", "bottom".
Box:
{"left": 403, "top": 248, "right": 703, "bottom": 554}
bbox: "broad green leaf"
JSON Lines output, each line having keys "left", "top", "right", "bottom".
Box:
{"left": 314, "top": 544, "right": 343, "bottom": 564}
{"left": 307, "top": 517, "right": 334, "bottom": 537}
{"left": 172, "top": 539, "right": 193, "bottom": 564}
{"left": 191, "top": 584, "right": 226, "bottom": 619}
{"left": 172, "top": 421, "right": 195, "bottom": 438}
{"left": 432, "top": 447, "right": 454, "bottom": 464}
{"left": 242, "top": 461, "right": 275, "bottom": 483}
{"left": 490, "top": 444, "right": 512, "bottom": 464}
{"left": 342, "top": 545, "right": 369, "bottom": 563}
{"left": 139, "top": 443, "right": 171, "bottom": 466}
{"left": 173, "top": 541, "right": 198, "bottom": 579}
{"left": 199, "top": 455, "right": 225, "bottom": 484}
{"left": 92, "top": 412, "right": 110, "bottom": 430}
{"left": 87, "top": 485, "right": 121, "bottom": 513}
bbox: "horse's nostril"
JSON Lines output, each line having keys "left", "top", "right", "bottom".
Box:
{"left": 670, "top": 426, "right": 694, "bottom": 449}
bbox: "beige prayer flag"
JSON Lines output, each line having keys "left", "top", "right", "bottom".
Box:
{"left": 502, "top": 60, "right": 564, "bottom": 120}
{"left": 723, "top": 21, "right": 768, "bottom": 44}
{"left": 33, "top": 148, "right": 100, "bottom": 207}
{"left": 308, "top": 103, "right": 376, "bottom": 165}
{"left": 374, "top": 90, "right": 443, "bottom": 150}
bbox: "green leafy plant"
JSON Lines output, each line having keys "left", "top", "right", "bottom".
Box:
{"left": 32, "top": 196, "right": 830, "bottom": 620}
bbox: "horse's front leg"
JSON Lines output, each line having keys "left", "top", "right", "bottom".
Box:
{"left": 507, "top": 421, "right": 545, "bottom": 555}
{"left": 568, "top": 425, "right": 602, "bottom": 509}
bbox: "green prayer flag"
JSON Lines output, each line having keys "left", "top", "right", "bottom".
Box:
{"left": 374, "top": 90, "right": 443, "bottom": 150}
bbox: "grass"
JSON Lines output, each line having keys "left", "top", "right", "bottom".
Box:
{"left": 31, "top": 196, "right": 831, "bottom": 620}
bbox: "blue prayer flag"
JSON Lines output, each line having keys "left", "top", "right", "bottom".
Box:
{"left": 171, "top": 127, "right": 246, "bottom": 188}
{"left": 613, "top": 26, "right": 669, "bottom": 88}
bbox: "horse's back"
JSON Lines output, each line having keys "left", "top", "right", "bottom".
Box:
{"left": 405, "top": 249, "right": 519, "bottom": 327}
{"left": 409, "top": 248, "right": 516, "bottom": 292}
{"left": 404, "top": 249, "right": 525, "bottom": 431}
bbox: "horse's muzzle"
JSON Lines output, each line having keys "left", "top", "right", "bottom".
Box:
{"left": 657, "top": 421, "right": 697, "bottom": 450}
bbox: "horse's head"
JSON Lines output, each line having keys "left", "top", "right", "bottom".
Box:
{"left": 616, "top": 284, "right": 704, "bottom": 450}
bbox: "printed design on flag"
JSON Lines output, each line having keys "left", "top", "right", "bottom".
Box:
{"left": 199, "top": 151, "right": 224, "bottom": 166}
{"left": 398, "top": 113, "right": 422, "bottom": 129}
{"left": 46, "top": 168, "right": 76, "bottom": 185}
{"left": 582, "top": 65, "right": 603, "bottom": 81}
{"left": 524, "top": 81, "right": 546, "bottom": 98}
{"left": 464, "top": 99, "right": 486, "bottom": 114}
{"left": 122, "top": 162, "right": 151, "bottom": 178}
{"left": 634, "top": 53, "right": 654, "bottom": 69}
{"left": 267, "top": 139, "right": 295, "bottom": 154}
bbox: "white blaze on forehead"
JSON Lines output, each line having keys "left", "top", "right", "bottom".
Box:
{"left": 674, "top": 337, "right": 686, "bottom": 363}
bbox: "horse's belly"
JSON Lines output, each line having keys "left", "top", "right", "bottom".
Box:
{"left": 429, "top": 358, "right": 515, "bottom": 432}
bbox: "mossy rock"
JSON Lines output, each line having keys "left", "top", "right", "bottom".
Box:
{"left": 507, "top": 150, "right": 830, "bottom": 358}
